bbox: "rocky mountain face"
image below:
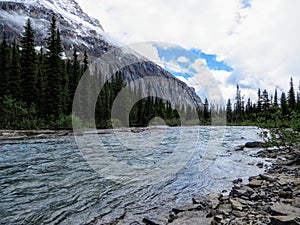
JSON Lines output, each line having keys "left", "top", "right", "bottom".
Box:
{"left": 0, "top": 0, "right": 202, "bottom": 108}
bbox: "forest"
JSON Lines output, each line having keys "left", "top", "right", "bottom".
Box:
{"left": 0, "top": 17, "right": 299, "bottom": 132}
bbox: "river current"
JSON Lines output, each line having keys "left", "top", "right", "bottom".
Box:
{"left": 0, "top": 126, "right": 267, "bottom": 224}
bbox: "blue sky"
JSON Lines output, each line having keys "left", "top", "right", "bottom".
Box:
{"left": 241, "top": 0, "right": 251, "bottom": 8}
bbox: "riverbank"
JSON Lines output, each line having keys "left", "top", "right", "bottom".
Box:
{"left": 0, "top": 130, "right": 73, "bottom": 141}
{"left": 143, "top": 146, "right": 300, "bottom": 225}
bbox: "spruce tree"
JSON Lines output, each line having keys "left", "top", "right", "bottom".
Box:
{"left": 280, "top": 92, "right": 288, "bottom": 117}
{"left": 234, "top": 85, "right": 243, "bottom": 122}
{"left": 0, "top": 34, "right": 10, "bottom": 98}
{"left": 203, "top": 98, "right": 210, "bottom": 120}
{"left": 20, "top": 19, "right": 37, "bottom": 106}
{"left": 273, "top": 88, "right": 278, "bottom": 107}
{"left": 257, "top": 88, "right": 262, "bottom": 112}
{"left": 288, "top": 77, "right": 296, "bottom": 111}
{"left": 9, "top": 40, "right": 21, "bottom": 99}
{"left": 44, "top": 15, "right": 64, "bottom": 119}
{"left": 226, "top": 99, "right": 233, "bottom": 123}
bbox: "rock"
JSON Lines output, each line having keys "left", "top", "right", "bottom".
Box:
{"left": 270, "top": 203, "right": 300, "bottom": 216}
{"left": 249, "top": 179, "right": 262, "bottom": 188}
{"left": 217, "top": 203, "right": 232, "bottom": 214}
{"left": 279, "top": 190, "right": 293, "bottom": 199}
{"left": 235, "top": 145, "right": 245, "bottom": 151}
{"left": 206, "top": 209, "right": 217, "bottom": 218}
{"left": 256, "top": 162, "right": 264, "bottom": 168}
{"left": 232, "top": 210, "right": 247, "bottom": 217}
{"left": 270, "top": 215, "right": 300, "bottom": 225}
{"left": 277, "top": 175, "right": 295, "bottom": 186}
{"left": 230, "top": 199, "right": 243, "bottom": 211}
{"left": 169, "top": 211, "right": 211, "bottom": 225}
{"left": 214, "top": 214, "right": 223, "bottom": 221}
{"left": 230, "top": 186, "right": 255, "bottom": 198}
{"left": 171, "top": 204, "right": 203, "bottom": 215}
{"left": 245, "top": 141, "right": 264, "bottom": 148}
{"left": 142, "top": 218, "right": 160, "bottom": 225}
{"left": 209, "top": 200, "right": 219, "bottom": 209}
{"left": 233, "top": 178, "right": 243, "bottom": 184}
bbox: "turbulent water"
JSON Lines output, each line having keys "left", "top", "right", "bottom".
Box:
{"left": 0, "top": 126, "right": 268, "bottom": 224}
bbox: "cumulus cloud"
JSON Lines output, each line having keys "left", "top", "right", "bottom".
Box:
{"left": 77, "top": 0, "right": 300, "bottom": 99}
{"left": 177, "top": 56, "right": 189, "bottom": 63}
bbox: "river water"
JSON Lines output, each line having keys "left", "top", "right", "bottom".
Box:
{"left": 0, "top": 126, "right": 267, "bottom": 224}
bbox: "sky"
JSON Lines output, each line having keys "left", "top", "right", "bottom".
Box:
{"left": 76, "top": 0, "right": 300, "bottom": 102}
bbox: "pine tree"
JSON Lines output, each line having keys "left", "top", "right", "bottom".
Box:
{"left": 203, "top": 98, "right": 210, "bottom": 120}
{"left": 20, "top": 19, "right": 37, "bottom": 106}
{"left": 280, "top": 92, "right": 288, "bottom": 117}
{"left": 257, "top": 88, "right": 262, "bottom": 113}
{"left": 297, "top": 82, "right": 300, "bottom": 112}
{"left": 226, "top": 99, "right": 233, "bottom": 123}
{"left": 234, "top": 85, "right": 243, "bottom": 122}
{"left": 83, "top": 50, "right": 88, "bottom": 73}
{"left": 261, "top": 89, "right": 270, "bottom": 111}
{"left": 0, "top": 34, "right": 10, "bottom": 98}
{"left": 273, "top": 88, "right": 278, "bottom": 107}
{"left": 44, "top": 15, "right": 64, "bottom": 119}
{"left": 9, "top": 40, "right": 21, "bottom": 99}
{"left": 288, "top": 77, "right": 296, "bottom": 111}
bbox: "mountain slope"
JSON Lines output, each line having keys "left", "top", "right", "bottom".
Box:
{"left": 0, "top": 0, "right": 202, "bottom": 107}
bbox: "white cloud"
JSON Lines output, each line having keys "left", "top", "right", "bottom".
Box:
{"left": 77, "top": 0, "right": 300, "bottom": 99}
{"left": 177, "top": 56, "right": 189, "bottom": 63}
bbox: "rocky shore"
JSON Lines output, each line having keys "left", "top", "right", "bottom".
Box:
{"left": 142, "top": 145, "right": 300, "bottom": 225}
{"left": 0, "top": 130, "right": 73, "bottom": 141}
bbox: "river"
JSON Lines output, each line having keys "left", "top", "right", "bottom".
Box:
{"left": 0, "top": 126, "right": 268, "bottom": 224}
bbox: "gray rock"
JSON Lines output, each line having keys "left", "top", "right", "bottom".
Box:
{"left": 270, "top": 215, "right": 300, "bottom": 225}
{"left": 230, "top": 199, "right": 243, "bottom": 211}
{"left": 245, "top": 141, "right": 264, "bottom": 148}
{"left": 168, "top": 211, "right": 211, "bottom": 225}
{"left": 231, "top": 186, "right": 255, "bottom": 198}
{"left": 142, "top": 218, "right": 160, "bottom": 225}
{"left": 231, "top": 210, "right": 247, "bottom": 218}
{"left": 249, "top": 179, "right": 262, "bottom": 188}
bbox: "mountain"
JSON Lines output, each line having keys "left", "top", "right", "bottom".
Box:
{"left": 0, "top": 0, "right": 202, "bottom": 108}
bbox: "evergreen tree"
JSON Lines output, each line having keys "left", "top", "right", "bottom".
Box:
{"left": 280, "top": 92, "right": 288, "bottom": 117}
{"left": 44, "top": 15, "right": 64, "bottom": 119}
{"left": 261, "top": 89, "right": 270, "bottom": 111}
{"left": 226, "top": 99, "right": 233, "bottom": 123}
{"left": 203, "top": 98, "right": 210, "bottom": 120}
{"left": 257, "top": 88, "right": 262, "bottom": 112}
{"left": 288, "top": 77, "right": 296, "bottom": 111}
{"left": 9, "top": 40, "right": 21, "bottom": 99}
{"left": 83, "top": 50, "right": 88, "bottom": 73}
{"left": 273, "top": 88, "right": 278, "bottom": 107}
{"left": 234, "top": 85, "right": 243, "bottom": 122}
{"left": 297, "top": 82, "right": 300, "bottom": 112}
{"left": 0, "top": 34, "right": 10, "bottom": 98}
{"left": 20, "top": 19, "right": 37, "bottom": 106}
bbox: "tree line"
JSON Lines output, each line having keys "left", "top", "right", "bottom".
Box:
{"left": 225, "top": 78, "right": 300, "bottom": 130}
{"left": 1, "top": 17, "right": 299, "bottom": 130}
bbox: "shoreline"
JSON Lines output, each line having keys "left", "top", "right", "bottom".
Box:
{"left": 143, "top": 146, "right": 300, "bottom": 225}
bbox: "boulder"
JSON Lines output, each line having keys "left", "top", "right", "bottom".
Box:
{"left": 245, "top": 141, "right": 264, "bottom": 148}
{"left": 230, "top": 199, "right": 243, "bottom": 211}
{"left": 142, "top": 218, "right": 160, "bottom": 225}
{"left": 169, "top": 211, "right": 211, "bottom": 225}
{"left": 270, "top": 215, "right": 300, "bottom": 225}
{"left": 230, "top": 186, "right": 255, "bottom": 198}
{"left": 248, "top": 179, "right": 262, "bottom": 188}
